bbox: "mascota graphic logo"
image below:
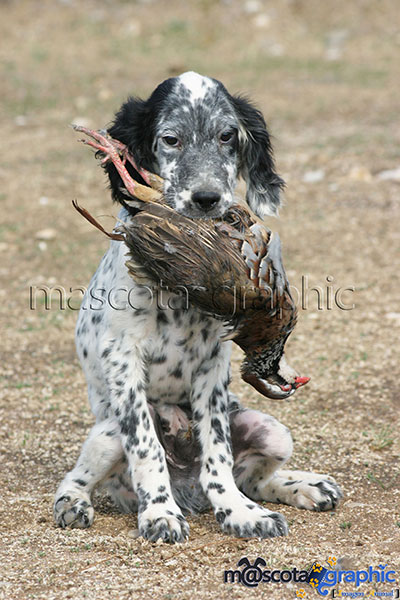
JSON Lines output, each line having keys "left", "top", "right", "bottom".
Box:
{"left": 223, "top": 555, "right": 398, "bottom": 597}
{"left": 306, "top": 557, "right": 398, "bottom": 596}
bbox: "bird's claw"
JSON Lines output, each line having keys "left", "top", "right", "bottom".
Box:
{"left": 72, "top": 124, "right": 163, "bottom": 203}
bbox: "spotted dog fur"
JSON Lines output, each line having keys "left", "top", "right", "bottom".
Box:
{"left": 54, "top": 72, "right": 342, "bottom": 541}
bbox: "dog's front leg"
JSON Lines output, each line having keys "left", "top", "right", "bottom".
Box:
{"left": 103, "top": 336, "right": 189, "bottom": 543}
{"left": 192, "top": 342, "right": 288, "bottom": 539}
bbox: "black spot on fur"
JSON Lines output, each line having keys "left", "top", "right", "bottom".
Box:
{"left": 210, "top": 343, "right": 220, "bottom": 359}
{"left": 149, "top": 354, "right": 167, "bottom": 364}
{"left": 215, "top": 510, "right": 226, "bottom": 523}
{"left": 152, "top": 494, "right": 168, "bottom": 504}
{"left": 171, "top": 364, "right": 183, "bottom": 379}
{"left": 201, "top": 328, "right": 209, "bottom": 342}
{"left": 73, "top": 479, "right": 87, "bottom": 487}
{"left": 207, "top": 482, "right": 225, "bottom": 494}
{"left": 211, "top": 418, "right": 225, "bottom": 444}
{"left": 156, "top": 311, "right": 169, "bottom": 326}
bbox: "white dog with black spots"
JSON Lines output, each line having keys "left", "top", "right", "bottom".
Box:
{"left": 54, "top": 72, "right": 342, "bottom": 542}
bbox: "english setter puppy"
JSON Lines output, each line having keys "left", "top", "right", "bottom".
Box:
{"left": 54, "top": 72, "right": 342, "bottom": 542}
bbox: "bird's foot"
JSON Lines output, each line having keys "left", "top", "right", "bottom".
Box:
{"left": 72, "top": 125, "right": 163, "bottom": 202}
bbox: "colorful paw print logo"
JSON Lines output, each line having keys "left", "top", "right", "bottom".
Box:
{"left": 312, "top": 563, "right": 323, "bottom": 573}
{"left": 296, "top": 589, "right": 307, "bottom": 598}
{"left": 327, "top": 556, "right": 337, "bottom": 568}
{"left": 309, "top": 578, "right": 320, "bottom": 588}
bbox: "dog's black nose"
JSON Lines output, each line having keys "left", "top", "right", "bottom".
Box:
{"left": 192, "top": 190, "right": 221, "bottom": 211}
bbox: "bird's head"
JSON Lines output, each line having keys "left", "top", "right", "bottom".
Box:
{"left": 241, "top": 350, "right": 310, "bottom": 400}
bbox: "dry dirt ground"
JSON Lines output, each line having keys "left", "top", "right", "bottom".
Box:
{"left": 0, "top": 1, "right": 399, "bottom": 599}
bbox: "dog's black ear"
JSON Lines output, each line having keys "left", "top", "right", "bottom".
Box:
{"left": 105, "top": 97, "right": 156, "bottom": 203}
{"left": 231, "top": 95, "right": 285, "bottom": 218}
{"left": 105, "top": 78, "right": 176, "bottom": 204}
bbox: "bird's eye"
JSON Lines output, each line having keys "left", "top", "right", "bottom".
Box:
{"left": 163, "top": 136, "right": 180, "bottom": 147}
{"left": 220, "top": 130, "right": 235, "bottom": 144}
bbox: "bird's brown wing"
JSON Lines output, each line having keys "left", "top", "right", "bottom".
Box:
{"left": 120, "top": 203, "right": 251, "bottom": 317}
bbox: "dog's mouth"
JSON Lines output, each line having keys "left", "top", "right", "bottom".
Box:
{"left": 181, "top": 204, "right": 229, "bottom": 219}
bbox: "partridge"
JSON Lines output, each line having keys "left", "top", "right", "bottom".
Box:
{"left": 73, "top": 126, "right": 310, "bottom": 399}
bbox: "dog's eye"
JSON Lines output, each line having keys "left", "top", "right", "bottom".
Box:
{"left": 220, "top": 131, "right": 235, "bottom": 144}
{"left": 163, "top": 136, "right": 180, "bottom": 147}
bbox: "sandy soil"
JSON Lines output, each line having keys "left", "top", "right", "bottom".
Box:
{"left": 0, "top": 1, "right": 399, "bottom": 598}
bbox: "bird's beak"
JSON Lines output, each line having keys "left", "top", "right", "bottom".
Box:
{"left": 241, "top": 372, "right": 310, "bottom": 399}
{"left": 242, "top": 372, "right": 294, "bottom": 399}
{"left": 294, "top": 376, "right": 310, "bottom": 389}
{"left": 276, "top": 376, "right": 310, "bottom": 395}
{"left": 260, "top": 379, "right": 296, "bottom": 399}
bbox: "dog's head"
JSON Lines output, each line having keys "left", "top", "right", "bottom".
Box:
{"left": 106, "top": 71, "right": 284, "bottom": 219}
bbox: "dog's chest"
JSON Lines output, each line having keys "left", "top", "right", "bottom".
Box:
{"left": 145, "top": 307, "right": 224, "bottom": 404}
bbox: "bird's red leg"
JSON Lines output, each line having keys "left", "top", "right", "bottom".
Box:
{"left": 109, "top": 138, "right": 164, "bottom": 192}
{"left": 72, "top": 125, "right": 163, "bottom": 203}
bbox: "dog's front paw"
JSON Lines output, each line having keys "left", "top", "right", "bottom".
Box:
{"left": 138, "top": 506, "right": 189, "bottom": 543}
{"left": 54, "top": 493, "right": 94, "bottom": 529}
{"left": 216, "top": 503, "right": 288, "bottom": 538}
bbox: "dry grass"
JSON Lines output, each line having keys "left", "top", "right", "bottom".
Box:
{"left": 0, "top": 1, "right": 399, "bottom": 598}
